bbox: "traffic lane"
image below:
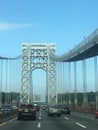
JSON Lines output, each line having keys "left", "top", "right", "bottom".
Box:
{"left": 0, "top": 110, "right": 85, "bottom": 130}
{"left": 41, "top": 115, "right": 86, "bottom": 130}
{"left": 41, "top": 110, "right": 98, "bottom": 130}
{"left": 0, "top": 118, "right": 38, "bottom": 130}
{"left": 0, "top": 114, "right": 86, "bottom": 130}
{"left": 63, "top": 111, "right": 98, "bottom": 130}
{"left": 0, "top": 111, "right": 40, "bottom": 130}
{"left": 38, "top": 110, "right": 88, "bottom": 130}
{"left": 0, "top": 110, "right": 98, "bottom": 130}
{"left": 0, "top": 109, "right": 43, "bottom": 129}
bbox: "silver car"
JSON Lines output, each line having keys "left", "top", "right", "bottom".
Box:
{"left": 48, "top": 106, "right": 61, "bottom": 117}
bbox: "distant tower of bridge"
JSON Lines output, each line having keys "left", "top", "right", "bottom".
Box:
{"left": 20, "top": 43, "right": 57, "bottom": 106}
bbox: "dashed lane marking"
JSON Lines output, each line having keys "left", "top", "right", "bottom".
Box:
{"left": 76, "top": 122, "right": 86, "bottom": 128}
{"left": 38, "top": 122, "right": 41, "bottom": 128}
{"left": 39, "top": 116, "right": 41, "bottom": 120}
{"left": 64, "top": 117, "right": 69, "bottom": 120}
{"left": 63, "top": 116, "right": 86, "bottom": 128}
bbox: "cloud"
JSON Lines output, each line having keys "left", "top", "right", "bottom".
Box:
{"left": 0, "top": 22, "right": 32, "bottom": 31}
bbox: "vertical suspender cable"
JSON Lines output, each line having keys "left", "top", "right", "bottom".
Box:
{"left": 68, "top": 62, "right": 71, "bottom": 106}
{"left": 5, "top": 59, "right": 8, "bottom": 104}
{"left": 74, "top": 61, "right": 77, "bottom": 109}
{"left": 0, "top": 60, "right": 3, "bottom": 107}
{"left": 12, "top": 59, "right": 13, "bottom": 103}
{"left": 94, "top": 56, "right": 98, "bottom": 111}
{"left": 58, "top": 61, "right": 61, "bottom": 106}
{"left": 82, "top": 59, "right": 88, "bottom": 112}
{"left": 62, "top": 62, "right": 65, "bottom": 105}
{"left": 57, "top": 62, "right": 59, "bottom": 106}
{"left": 60, "top": 61, "right": 62, "bottom": 106}
{"left": 9, "top": 60, "right": 12, "bottom": 104}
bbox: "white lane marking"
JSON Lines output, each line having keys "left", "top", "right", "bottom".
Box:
{"left": 38, "top": 122, "right": 41, "bottom": 128}
{"left": 64, "top": 117, "right": 69, "bottom": 120}
{"left": 39, "top": 116, "right": 41, "bottom": 120}
{"left": 39, "top": 111, "right": 41, "bottom": 116}
{"left": 76, "top": 122, "right": 86, "bottom": 128}
{"left": 90, "top": 117, "right": 94, "bottom": 120}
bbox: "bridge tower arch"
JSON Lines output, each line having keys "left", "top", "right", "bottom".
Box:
{"left": 20, "top": 43, "right": 57, "bottom": 106}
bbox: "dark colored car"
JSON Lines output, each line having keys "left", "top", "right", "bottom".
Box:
{"left": 17, "top": 104, "right": 36, "bottom": 120}
{"left": 61, "top": 106, "right": 71, "bottom": 114}
{"left": 0, "top": 104, "right": 13, "bottom": 113}
{"left": 42, "top": 105, "right": 46, "bottom": 110}
{"left": 33, "top": 103, "right": 40, "bottom": 111}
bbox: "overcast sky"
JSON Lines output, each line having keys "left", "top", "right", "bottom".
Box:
{"left": 0, "top": 0, "right": 98, "bottom": 57}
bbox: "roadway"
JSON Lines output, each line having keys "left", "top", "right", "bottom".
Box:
{"left": 0, "top": 110, "right": 98, "bottom": 130}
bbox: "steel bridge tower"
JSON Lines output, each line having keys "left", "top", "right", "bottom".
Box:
{"left": 20, "top": 43, "right": 57, "bottom": 106}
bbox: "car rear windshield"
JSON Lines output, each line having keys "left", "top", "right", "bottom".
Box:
{"left": 20, "top": 104, "right": 33, "bottom": 109}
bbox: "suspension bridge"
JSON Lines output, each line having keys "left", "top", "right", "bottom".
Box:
{"left": 0, "top": 28, "right": 98, "bottom": 113}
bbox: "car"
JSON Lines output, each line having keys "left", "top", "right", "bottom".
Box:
{"left": 61, "top": 106, "right": 71, "bottom": 114}
{"left": 33, "top": 103, "right": 40, "bottom": 111}
{"left": 42, "top": 105, "right": 46, "bottom": 110}
{"left": 48, "top": 106, "right": 61, "bottom": 117}
{"left": 0, "top": 104, "right": 13, "bottom": 113}
{"left": 12, "top": 105, "right": 18, "bottom": 110}
{"left": 17, "top": 104, "right": 36, "bottom": 120}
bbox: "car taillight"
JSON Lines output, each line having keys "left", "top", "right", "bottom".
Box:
{"left": 18, "top": 108, "right": 23, "bottom": 111}
{"left": 30, "top": 108, "right": 35, "bottom": 112}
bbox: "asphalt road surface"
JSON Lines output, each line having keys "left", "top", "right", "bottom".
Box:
{"left": 0, "top": 109, "right": 98, "bottom": 130}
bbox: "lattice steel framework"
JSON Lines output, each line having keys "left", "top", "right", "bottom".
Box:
{"left": 20, "top": 43, "right": 57, "bottom": 105}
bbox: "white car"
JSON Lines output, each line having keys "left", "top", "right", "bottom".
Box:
{"left": 48, "top": 106, "right": 61, "bottom": 117}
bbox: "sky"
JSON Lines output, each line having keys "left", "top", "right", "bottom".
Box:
{"left": 0, "top": 0, "right": 98, "bottom": 57}
{"left": 0, "top": 0, "right": 98, "bottom": 102}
